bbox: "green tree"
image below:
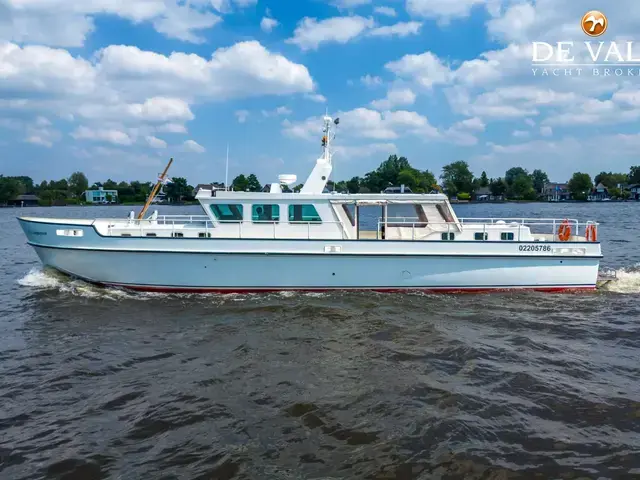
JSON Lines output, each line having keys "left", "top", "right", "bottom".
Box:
{"left": 102, "top": 179, "right": 118, "bottom": 190}
{"left": 441, "top": 161, "right": 474, "bottom": 196}
{"left": 165, "top": 177, "right": 189, "bottom": 202}
{"left": 531, "top": 169, "right": 549, "bottom": 194}
{"left": 397, "top": 168, "right": 420, "bottom": 191}
{"left": 232, "top": 174, "right": 249, "bottom": 191}
{"left": 0, "top": 176, "right": 25, "bottom": 204}
{"left": 418, "top": 170, "right": 438, "bottom": 193}
{"left": 622, "top": 190, "right": 631, "bottom": 200}
{"left": 346, "top": 177, "right": 360, "bottom": 193}
{"left": 609, "top": 187, "right": 622, "bottom": 198}
{"left": 629, "top": 166, "right": 640, "bottom": 184}
{"left": 568, "top": 172, "right": 593, "bottom": 201}
{"left": 479, "top": 171, "right": 489, "bottom": 187}
{"left": 246, "top": 174, "right": 262, "bottom": 192}
{"left": 512, "top": 173, "right": 535, "bottom": 199}
{"left": 68, "top": 171, "right": 89, "bottom": 198}
{"left": 594, "top": 171, "right": 628, "bottom": 188}
{"left": 489, "top": 178, "right": 506, "bottom": 197}
{"left": 293, "top": 183, "right": 304, "bottom": 193}
{"left": 505, "top": 167, "right": 528, "bottom": 186}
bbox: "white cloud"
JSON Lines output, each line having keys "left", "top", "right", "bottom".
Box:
{"left": 35, "top": 116, "right": 51, "bottom": 127}
{"left": 0, "top": 40, "right": 315, "bottom": 151}
{"left": 540, "top": 126, "right": 552, "bottom": 137}
{"left": 145, "top": 135, "right": 167, "bottom": 149}
{"left": 71, "top": 126, "right": 134, "bottom": 146}
{"left": 406, "top": 0, "right": 487, "bottom": 21}
{"left": 0, "top": 0, "right": 226, "bottom": 47}
{"left": 385, "top": 51, "right": 452, "bottom": 88}
{"left": 360, "top": 75, "right": 383, "bottom": 87}
{"left": 455, "top": 117, "right": 485, "bottom": 131}
{"left": 152, "top": 4, "right": 221, "bottom": 44}
{"left": 260, "top": 16, "right": 279, "bottom": 32}
{"left": 331, "top": 0, "right": 372, "bottom": 7}
{"left": 184, "top": 139, "right": 205, "bottom": 153}
{"left": 370, "top": 87, "right": 416, "bottom": 110}
{"left": 235, "top": 110, "right": 250, "bottom": 123}
{"left": 373, "top": 6, "right": 396, "bottom": 17}
{"left": 512, "top": 130, "right": 529, "bottom": 138}
{"left": 284, "top": 108, "right": 439, "bottom": 141}
{"left": 25, "top": 135, "right": 53, "bottom": 147}
{"left": 304, "top": 93, "right": 327, "bottom": 103}
{"left": 98, "top": 41, "right": 314, "bottom": 100}
{"left": 368, "top": 21, "right": 421, "bottom": 37}
{"left": 334, "top": 142, "right": 397, "bottom": 159}
{"left": 287, "top": 16, "right": 374, "bottom": 50}
{"left": 262, "top": 106, "right": 293, "bottom": 117}
{"left": 157, "top": 123, "right": 188, "bottom": 133}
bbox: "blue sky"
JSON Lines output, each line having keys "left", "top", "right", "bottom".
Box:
{"left": 2, "top": 0, "right": 640, "bottom": 186}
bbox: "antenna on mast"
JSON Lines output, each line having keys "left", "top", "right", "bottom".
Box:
{"left": 225, "top": 143, "right": 229, "bottom": 191}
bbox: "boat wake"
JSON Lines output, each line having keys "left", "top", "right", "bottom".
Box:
{"left": 599, "top": 265, "right": 640, "bottom": 294}
{"left": 15, "top": 268, "right": 330, "bottom": 302}
{"left": 17, "top": 268, "right": 147, "bottom": 301}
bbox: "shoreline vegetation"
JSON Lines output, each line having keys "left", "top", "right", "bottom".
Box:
{"left": 2, "top": 156, "right": 640, "bottom": 207}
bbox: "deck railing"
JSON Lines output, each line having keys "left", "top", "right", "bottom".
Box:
{"left": 380, "top": 217, "right": 599, "bottom": 242}
{"left": 102, "top": 215, "right": 599, "bottom": 242}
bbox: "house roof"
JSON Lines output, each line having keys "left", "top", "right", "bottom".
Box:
{"left": 14, "top": 194, "right": 39, "bottom": 201}
{"left": 474, "top": 187, "right": 491, "bottom": 195}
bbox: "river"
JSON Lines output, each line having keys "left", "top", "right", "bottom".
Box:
{"left": 1, "top": 203, "right": 639, "bottom": 479}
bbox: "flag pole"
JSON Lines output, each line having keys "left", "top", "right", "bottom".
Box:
{"left": 138, "top": 157, "right": 173, "bottom": 220}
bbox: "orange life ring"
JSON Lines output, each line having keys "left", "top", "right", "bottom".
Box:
{"left": 557, "top": 220, "right": 571, "bottom": 242}
{"left": 585, "top": 224, "right": 597, "bottom": 242}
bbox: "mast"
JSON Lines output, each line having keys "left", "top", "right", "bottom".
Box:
{"left": 301, "top": 113, "right": 338, "bottom": 194}
{"left": 138, "top": 158, "right": 173, "bottom": 220}
{"left": 225, "top": 144, "right": 229, "bottom": 191}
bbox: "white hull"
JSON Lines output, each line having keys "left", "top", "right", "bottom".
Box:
{"left": 19, "top": 218, "right": 602, "bottom": 293}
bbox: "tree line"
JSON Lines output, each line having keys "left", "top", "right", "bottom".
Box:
{"left": 3, "top": 157, "right": 640, "bottom": 205}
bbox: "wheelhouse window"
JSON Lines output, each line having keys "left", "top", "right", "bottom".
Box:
{"left": 210, "top": 204, "right": 243, "bottom": 222}
{"left": 501, "top": 232, "right": 515, "bottom": 241}
{"left": 252, "top": 204, "right": 280, "bottom": 222}
{"left": 441, "top": 232, "right": 455, "bottom": 241}
{"left": 289, "top": 204, "right": 322, "bottom": 223}
{"left": 474, "top": 232, "right": 488, "bottom": 241}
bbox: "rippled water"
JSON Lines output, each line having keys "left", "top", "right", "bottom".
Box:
{"left": 2, "top": 204, "right": 640, "bottom": 479}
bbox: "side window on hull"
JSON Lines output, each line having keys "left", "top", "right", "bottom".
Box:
{"left": 252, "top": 204, "right": 280, "bottom": 222}
{"left": 289, "top": 205, "right": 322, "bottom": 223}
{"left": 210, "top": 204, "right": 243, "bottom": 222}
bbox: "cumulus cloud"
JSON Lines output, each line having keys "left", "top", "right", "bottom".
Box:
{"left": 0, "top": 40, "right": 316, "bottom": 152}
{"left": 260, "top": 16, "right": 279, "bottom": 32}
{"left": 370, "top": 87, "right": 416, "bottom": 110}
{"left": 184, "top": 139, "right": 206, "bottom": 153}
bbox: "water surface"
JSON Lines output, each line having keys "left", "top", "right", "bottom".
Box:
{"left": 1, "top": 203, "right": 639, "bottom": 479}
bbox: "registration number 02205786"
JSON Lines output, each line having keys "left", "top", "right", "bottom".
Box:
{"left": 518, "top": 244, "right": 551, "bottom": 252}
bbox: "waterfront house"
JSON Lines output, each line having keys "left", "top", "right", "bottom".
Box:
{"left": 8, "top": 194, "right": 39, "bottom": 206}
{"left": 588, "top": 183, "right": 610, "bottom": 201}
{"left": 543, "top": 182, "right": 570, "bottom": 201}
{"left": 84, "top": 187, "right": 118, "bottom": 204}
{"left": 473, "top": 187, "right": 491, "bottom": 201}
{"left": 627, "top": 184, "right": 640, "bottom": 200}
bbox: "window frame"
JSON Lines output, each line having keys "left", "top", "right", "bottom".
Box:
{"left": 210, "top": 204, "right": 244, "bottom": 223}
{"left": 288, "top": 204, "right": 322, "bottom": 224}
{"left": 251, "top": 204, "right": 280, "bottom": 223}
{"left": 501, "top": 232, "right": 515, "bottom": 241}
{"left": 474, "top": 232, "right": 488, "bottom": 241}
{"left": 441, "top": 232, "right": 455, "bottom": 241}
